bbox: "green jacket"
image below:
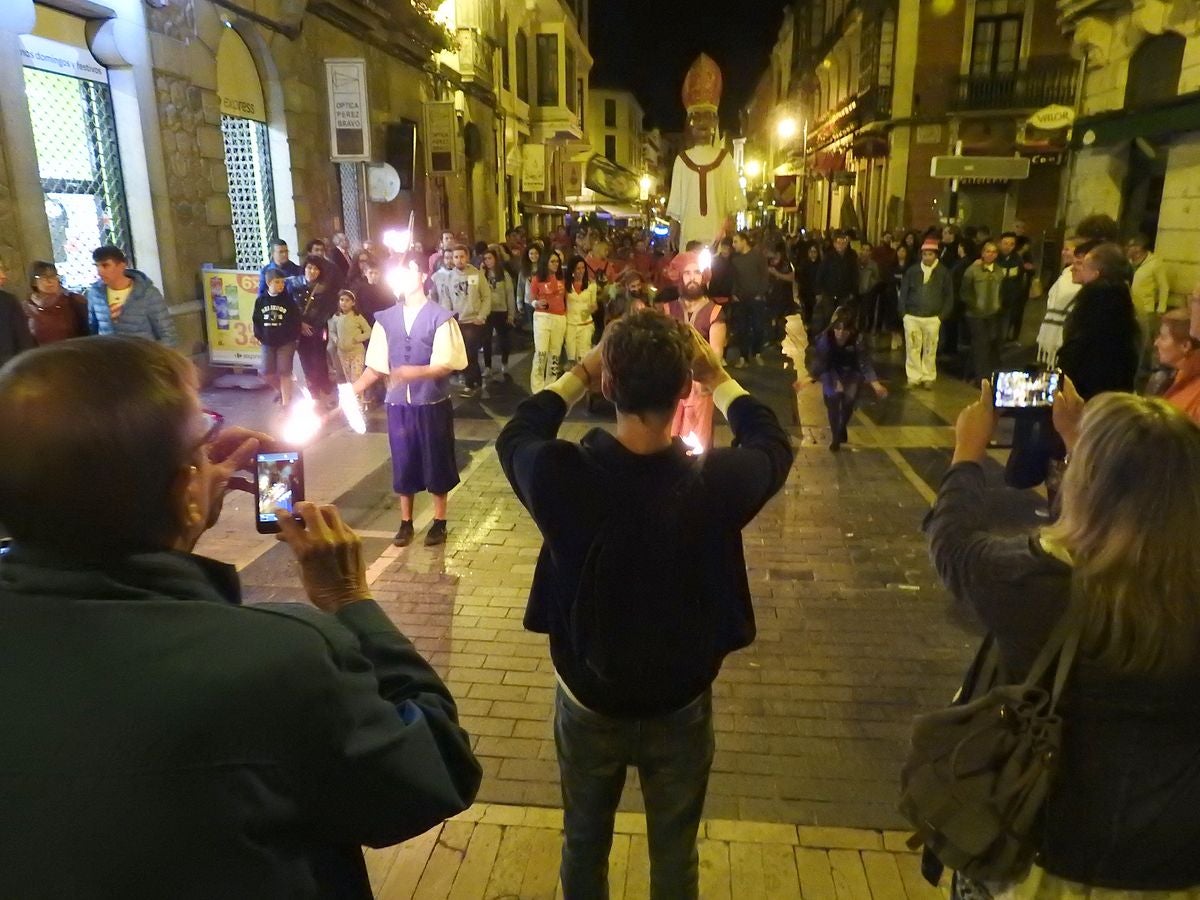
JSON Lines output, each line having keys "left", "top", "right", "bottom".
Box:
{"left": 961, "top": 261, "right": 1005, "bottom": 318}
{"left": 0, "top": 546, "right": 481, "bottom": 898}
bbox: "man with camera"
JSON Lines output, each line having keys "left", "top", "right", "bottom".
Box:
{"left": 0, "top": 336, "right": 481, "bottom": 897}
{"left": 496, "top": 311, "right": 793, "bottom": 898}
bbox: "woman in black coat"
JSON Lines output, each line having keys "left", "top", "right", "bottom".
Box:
{"left": 1056, "top": 243, "right": 1139, "bottom": 400}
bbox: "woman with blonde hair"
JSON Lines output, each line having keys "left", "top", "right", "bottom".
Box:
{"left": 925, "top": 379, "right": 1200, "bottom": 897}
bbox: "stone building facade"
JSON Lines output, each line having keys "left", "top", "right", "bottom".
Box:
{"left": 0, "top": 0, "right": 566, "bottom": 368}
{"left": 1059, "top": 0, "right": 1200, "bottom": 303}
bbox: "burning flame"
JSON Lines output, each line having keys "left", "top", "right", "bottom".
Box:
{"left": 281, "top": 388, "right": 323, "bottom": 445}
{"left": 338, "top": 382, "right": 367, "bottom": 434}
{"left": 386, "top": 261, "right": 421, "bottom": 299}
{"left": 382, "top": 228, "right": 412, "bottom": 254}
{"left": 681, "top": 431, "right": 705, "bottom": 455}
{"left": 698, "top": 248, "right": 712, "bottom": 272}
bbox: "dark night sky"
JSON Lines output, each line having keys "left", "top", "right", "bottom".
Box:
{"left": 590, "top": 0, "right": 791, "bottom": 132}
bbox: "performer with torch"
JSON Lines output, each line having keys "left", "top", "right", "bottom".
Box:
{"left": 351, "top": 260, "right": 468, "bottom": 547}
{"left": 662, "top": 249, "right": 726, "bottom": 452}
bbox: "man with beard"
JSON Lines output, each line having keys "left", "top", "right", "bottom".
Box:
{"left": 663, "top": 251, "right": 727, "bottom": 450}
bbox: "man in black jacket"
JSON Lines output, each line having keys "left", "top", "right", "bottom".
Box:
{"left": 0, "top": 336, "right": 481, "bottom": 897}
{"left": 496, "top": 312, "right": 793, "bottom": 898}
{"left": 814, "top": 231, "right": 860, "bottom": 332}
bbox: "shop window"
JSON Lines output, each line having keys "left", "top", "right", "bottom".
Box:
{"left": 536, "top": 33, "right": 559, "bottom": 107}
{"left": 604, "top": 98, "right": 616, "bottom": 128}
{"left": 24, "top": 66, "right": 132, "bottom": 290}
{"left": 217, "top": 28, "right": 277, "bottom": 271}
{"left": 604, "top": 135, "right": 617, "bottom": 163}
{"left": 970, "top": 0, "right": 1024, "bottom": 77}
{"left": 515, "top": 30, "right": 529, "bottom": 102}
{"left": 1125, "top": 32, "right": 1185, "bottom": 110}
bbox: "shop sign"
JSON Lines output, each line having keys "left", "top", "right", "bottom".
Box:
{"left": 424, "top": 101, "right": 459, "bottom": 175}
{"left": 325, "top": 58, "right": 371, "bottom": 162}
{"left": 833, "top": 171, "right": 857, "bottom": 186}
{"left": 200, "top": 267, "right": 261, "bottom": 367}
{"left": 522, "top": 143, "right": 546, "bottom": 192}
{"left": 1029, "top": 104, "right": 1075, "bottom": 130}
{"left": 19, "top": 33, "right": 107, "bottom": 83}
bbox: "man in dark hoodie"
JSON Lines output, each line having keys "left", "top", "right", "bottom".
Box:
{"left": 496, "top": 311, "right": 793, "bottom": 899}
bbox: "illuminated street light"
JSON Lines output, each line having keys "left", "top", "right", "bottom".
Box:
{"left": 777, "top": 117, "right": 798, "bottom": 140}
{"left": 738, "top": 175, "right": 748, "bottom": 190}
{"left": 639, "top": 173, "right": 652, "bottom": 201}
{"left": 745, "top": 159, "right": 762, "bottom": 178}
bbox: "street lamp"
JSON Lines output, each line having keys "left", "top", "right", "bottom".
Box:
{"left": 777, "top": 116, "right": 798, "bottom": 141}
{"left": 639, "top": 173, "right": 652, "bottom": 201}
{"left": 744, "top": 159, "right": 762, "bottom": 179}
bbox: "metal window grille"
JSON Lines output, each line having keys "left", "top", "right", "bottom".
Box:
{"left": 23, "top": 67, "right": 132, "bottom": 291}
{"left": 221, "top": 115, "right": 278, "bottom": 271}
{"left": 339, "top": 162, "right": 362, "bottom": 249}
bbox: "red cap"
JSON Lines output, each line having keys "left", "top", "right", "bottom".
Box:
{"left": 921, "top": 238, "right": 939, "bottom": 254}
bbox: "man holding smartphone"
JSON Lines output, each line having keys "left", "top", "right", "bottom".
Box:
{"left": 0, "top": 336, "right": 481, "bottom": 897}
{"left": 497, "top": 312, "right": 793, "bottom": 897}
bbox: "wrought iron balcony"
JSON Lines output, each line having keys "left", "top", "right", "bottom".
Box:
{"left": 951, "top": 57, "right": 1078, "bottom": 111}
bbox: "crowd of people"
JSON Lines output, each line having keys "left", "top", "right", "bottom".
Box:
{"left": 3, "top": 208, "right": 1200, "bottom": 899}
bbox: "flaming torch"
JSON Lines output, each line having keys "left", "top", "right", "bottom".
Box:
{"left": 681, "top": 431, "right": 705, "bottom": 456}
{"left": 337, "top": 383, "right": 367, "bottom": 434}
{"left": 699, "top": 247, "right": 712, "bottom": 272}
{"left": 382, "top": 228, "right": 412, "bottom": 255}
{"left": 281, "top": 387, "right": 324, "bottom": 446}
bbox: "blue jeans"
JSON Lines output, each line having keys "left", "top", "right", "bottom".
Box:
{"left": 555, "top": 685, "right": 714, "bottom": 900}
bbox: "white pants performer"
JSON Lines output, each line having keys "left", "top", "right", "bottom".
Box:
{"left": 531, "top": 311, "right": 567, "bottom": 393}
{"left": 903, "top": 314, "right": 941, "bottom": 385}
{"left": 564, "top": 321, "right": 595, "bottom": 369}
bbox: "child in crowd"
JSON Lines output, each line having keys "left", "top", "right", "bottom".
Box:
{"left": 328, "top": 289, "right": 371, "bottom": 396}
{"left": 252, "top": 267, "right": 301, "bottom": 406}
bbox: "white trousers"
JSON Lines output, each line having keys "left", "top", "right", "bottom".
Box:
{"left": 903, "top": 314, "right": 941, "bottom": 384}
{"left": 564, "top": 321, "right": 595, "bottom": 367}
{"left": 531, "top": 311, "right": 567, "bottom": 393}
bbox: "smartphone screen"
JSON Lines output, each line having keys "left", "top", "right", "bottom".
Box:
{"left": 992, "top": 370, "right": 1061, "bottom": 410}
{"left": 255, "top": 451, "right": 304, "bottom": 533}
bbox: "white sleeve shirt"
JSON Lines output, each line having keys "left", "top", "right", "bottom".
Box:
{"left": 364, "top": 305, "right": 469, "bottom": 402}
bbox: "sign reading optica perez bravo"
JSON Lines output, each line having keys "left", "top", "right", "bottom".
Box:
{"left": 325, "top": 58, "right": 371, "bottom": 162}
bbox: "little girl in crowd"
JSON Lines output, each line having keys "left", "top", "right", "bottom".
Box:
{"left": 329, "top": 289, "right": 371, "bottom": 394}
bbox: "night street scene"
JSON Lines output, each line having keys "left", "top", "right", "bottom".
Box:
{"left": 4, "top": 0, "right": 1200, "bottom": 897}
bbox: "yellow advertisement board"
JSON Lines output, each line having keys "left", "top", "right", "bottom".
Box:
{"left": 200, "top": 267, "right": 262, "bottom": 367}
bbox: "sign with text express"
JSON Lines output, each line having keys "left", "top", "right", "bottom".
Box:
{"left": 424, "top": 101, "right": 458, "bottom": 175}
{"left": 325, "top": 59, "right": 370, "bottom": 162}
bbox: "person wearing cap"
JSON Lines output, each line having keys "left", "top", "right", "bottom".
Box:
{"left": 898, "top": 237, "right": 954, "bottom": 388}
{"left": 663, "top": 250, "right": 726, "bottom": 450}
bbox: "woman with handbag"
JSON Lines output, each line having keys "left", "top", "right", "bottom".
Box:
{"left": 921, "top": 380, "right": 1200, "bottom": 898}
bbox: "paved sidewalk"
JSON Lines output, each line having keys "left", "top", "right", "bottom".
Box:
{"left": 193, "top": 347, "right": 1033, "bottom": 896}
{"left": 363, "top": 802, "right": 948, "bottom": 899}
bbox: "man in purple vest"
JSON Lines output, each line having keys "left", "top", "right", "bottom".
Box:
{"left": 352, "top": 264, "right": 468, "bottom": 546}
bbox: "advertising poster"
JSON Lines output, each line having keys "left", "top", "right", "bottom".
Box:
{"left": 201, "top": 267, "right": 262, "bottom": 366}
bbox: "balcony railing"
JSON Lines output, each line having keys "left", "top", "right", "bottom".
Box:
{"left": 952, "top": 57, "right": 1078, "bottom": 111}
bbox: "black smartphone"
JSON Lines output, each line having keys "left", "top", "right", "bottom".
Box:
{"left": 992, "top": 369, "right": 1061, "bottom": 412}
{"left": 255, "top": 450, "right": 304, "bottom": 534}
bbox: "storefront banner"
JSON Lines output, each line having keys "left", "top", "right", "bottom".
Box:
{"left": 522, "top": 143, "right": 546, "bottom": 192}
{"left": 19, "top": 33, "right": 107, "bottom": 83}
{"left": 325, "top": 58, "right": 371, "bottom": 162}
{"left": 201, "top": 267, "right": 262, "bottom": 367}
{"left": 424, "top": 101, "right": 459, "bottom": 175}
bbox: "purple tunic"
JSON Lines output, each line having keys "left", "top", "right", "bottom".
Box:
{"left": 374, "top": 300, "right": 460, "bottom": 495}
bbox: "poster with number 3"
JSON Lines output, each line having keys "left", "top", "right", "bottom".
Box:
{"left": 201, "top": 266, "right": 262, "bottom": 366}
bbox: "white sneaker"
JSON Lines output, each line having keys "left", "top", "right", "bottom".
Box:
{"left": 734, "top": 358, "right": 747, "bottom": 369}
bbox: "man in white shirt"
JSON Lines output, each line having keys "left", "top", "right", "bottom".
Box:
{"left": 352, "top": 264, "right": 468, "bottom": 547}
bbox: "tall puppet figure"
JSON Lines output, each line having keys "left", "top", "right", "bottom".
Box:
{"left": 666, "top": 54, "right": 745, "bottom": 250}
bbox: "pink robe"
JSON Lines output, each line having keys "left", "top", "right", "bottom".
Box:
{"left": 666, "top": 299, "right": 719, "bottom": 451}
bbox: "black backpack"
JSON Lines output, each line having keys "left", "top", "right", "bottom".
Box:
{"left": 570, "top": 450, "right": 720, "bottom": 693}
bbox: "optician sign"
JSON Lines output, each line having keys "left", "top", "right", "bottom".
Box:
{"left": 325, "top": 58, "right": 371, "bottom": 162}
{"left": 423, "top": 101, "right": 459, "bottom": 175}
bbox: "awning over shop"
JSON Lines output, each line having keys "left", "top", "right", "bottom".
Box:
{"left": 1073, "top": 93, "right": 1200, "bottom": 148}
{"left": 519, "top": 202, "right": 570, "bottom": 215}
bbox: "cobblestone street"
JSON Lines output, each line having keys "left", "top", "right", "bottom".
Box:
{"left": 197, "top": 345, "right": 1042, "bottom": 897}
